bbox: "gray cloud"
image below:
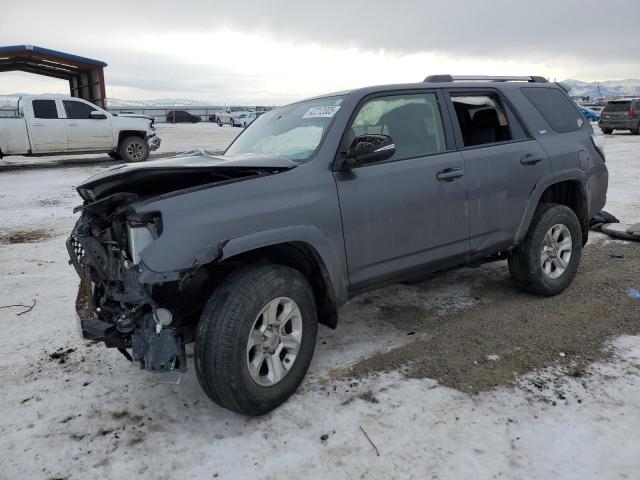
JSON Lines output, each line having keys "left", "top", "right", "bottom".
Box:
{"left": 1, "top": 0, "right": 639, "bottom": 100}
{"left": 6, "top": 0, "right": 636, "bottom": 63}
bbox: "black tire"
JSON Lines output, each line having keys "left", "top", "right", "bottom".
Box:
{"left": 632, "top": 125, "right": 640, "bottom": 135}
{"left": 119, "top": 136, "right": 149, "bottom": 162}
{"left": 108, "top": 151, "right": 122, "bottom": 160}
{"left": 195, "top": 263, "right": 318, "bottom": 415}
{"left": 601, "top": 128, "right": 613, "bottom": 134}
{"left": 217, "top": 118, "right": 223, "bottom": 127}
{"left": 508, "top": 204, "right": 582, "bottom": 296}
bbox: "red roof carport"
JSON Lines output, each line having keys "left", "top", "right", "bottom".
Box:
{"left": 0, "top": 44, "right": 108, "bottom": 108}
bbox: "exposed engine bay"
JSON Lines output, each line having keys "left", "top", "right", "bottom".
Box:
{"left": 67, "top": 152, "right": 296, "bottom": 374}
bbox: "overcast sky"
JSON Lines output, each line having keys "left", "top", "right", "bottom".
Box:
{"left": 1, "top": 0, "right": 639, "bottom": 104}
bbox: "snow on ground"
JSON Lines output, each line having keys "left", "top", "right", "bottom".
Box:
{"left": 0, "top": 125, "right": 639, "bottom": 479}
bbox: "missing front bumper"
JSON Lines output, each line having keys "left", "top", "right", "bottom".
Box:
{"left": 148, "top": 135, "right": 161, "bottom": 151}
{"left": 73, "top": 266, "right": 186, "bottom": 373}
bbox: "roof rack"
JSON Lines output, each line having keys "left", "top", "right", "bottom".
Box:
{"left": 424, "top": 75, "right": 548, "bottom": 83}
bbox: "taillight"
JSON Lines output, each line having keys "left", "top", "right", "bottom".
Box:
{"left": 629, "top": 107, "right": 637, "bottom": 118}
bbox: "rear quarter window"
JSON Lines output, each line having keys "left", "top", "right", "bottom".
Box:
{"left": 521, "top": 87, "right": 582, "bottom": 133}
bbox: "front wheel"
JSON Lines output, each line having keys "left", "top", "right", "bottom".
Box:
{"left": 601, "top": 128, "right": 613, "bottom": 134}
{"left": 119, "top": 136, "right": 149, "bottom": 162}
{"left": 508, "top": 204, "right": 582, "bottom": 296}
{"left": 195, "top": 264, "right": 318, "bottom": 415}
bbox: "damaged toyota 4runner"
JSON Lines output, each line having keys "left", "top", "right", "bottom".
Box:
{"left": 68, "top": 75, "right": 608, "bottom": 415}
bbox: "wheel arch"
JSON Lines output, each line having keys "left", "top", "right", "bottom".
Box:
{"left": 214, "top": 227, "right": 349, "bottom": 329}
{"left": 515, "top": 172, "right": 589, "bottom": 247}
{"left": 118, "top": 130, "right": 147, "bottom": 146}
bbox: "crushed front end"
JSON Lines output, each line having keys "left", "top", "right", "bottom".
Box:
{"left": 67, "top": 198, "right": 187, "bottom": 373}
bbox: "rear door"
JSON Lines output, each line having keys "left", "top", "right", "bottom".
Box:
{"left": 444, "top": 89, "right": 551, "bottom": 254}
{"left": 62, "top": 99, "right": 113, "bottom": 150}
{"left": 334, "top": 90, "right": 469, "bottom": 289}
{"left": 27, "top": 99, "right": 67, "bottom": 153}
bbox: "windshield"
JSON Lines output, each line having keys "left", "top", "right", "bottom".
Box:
{"left": 225, "top": 96, "right": 344, "bottom": 162}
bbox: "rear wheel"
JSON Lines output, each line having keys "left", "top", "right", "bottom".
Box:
{"left": 509, "top": 204, "right": 582, "bottom": 296}
{"left": 195, "top": 264, "right": 318, "bottom": 415}
{"left": 119, "top": 136, "right": 149, "bottom": 162}
{"left": 601, "top": 128, "right": 613, "bottom": 134}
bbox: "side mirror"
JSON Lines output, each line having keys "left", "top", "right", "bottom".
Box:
{"left": 90, "top": 111, "right": 107, "bottom": 120}
{"left": 343, "top": 134, "right": 396, "bottom": 169}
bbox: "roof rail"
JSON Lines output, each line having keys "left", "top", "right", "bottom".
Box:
{"left": 424, "top": 75, "right": 548, "bottom": 83}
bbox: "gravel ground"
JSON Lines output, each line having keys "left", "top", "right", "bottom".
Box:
{"left": 339, "top": 241, "right": 640, "bottom": 392}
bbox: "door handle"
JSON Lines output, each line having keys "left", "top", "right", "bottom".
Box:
{"left": 436, "top": 168, "right": 464, "bottom": 181}
{"left": 67, "top": 123, "right": 79, "bottom": 127}
{"left": 520, "top": 153, "right": 544, "bottom": 165}
{"left": 32, "top": 123, "right": 44, "bottom": 127}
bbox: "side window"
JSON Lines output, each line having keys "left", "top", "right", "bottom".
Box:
{"left": 32, "top": 100, "right": 58, "bottom": 119}
{"left": 349, "top": 93, "right": 446, "bottom": 162}
{"left": 521, "top": 87, "right": 581, "bottom": 133}
{"left": 63, "top": 100, "right": 96, "bottom": 120}
{"left": 450, "top": 94, "right": 514, "bottom": 147}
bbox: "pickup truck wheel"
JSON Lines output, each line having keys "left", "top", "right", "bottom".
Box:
{"left": 119, "top": 136, "right": 149, "bottom": 162}
{"left": 217, "top": 118, "right": 223, "bottom": 126}
{"left": 509, "top": 204, "right": 582, "bottom": 296}
{"left": 601, "top": 128, "right": 613, "bottom": 134}
{"left": 195, "top": 263, "right": 318, "bottom": 415}
{"left": 108, "top": 151, "right": 122, "bottom": 160}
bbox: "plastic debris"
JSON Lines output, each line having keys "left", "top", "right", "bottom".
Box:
{"left": 628, "top": 289, "right": 640, "bottom": 300}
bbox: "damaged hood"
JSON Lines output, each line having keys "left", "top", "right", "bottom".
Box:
{"left": 77, "top": 151, "right": 297, "bottom": 203}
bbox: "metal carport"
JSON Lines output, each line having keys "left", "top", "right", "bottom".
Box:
{"left": 0, "top": 44, "right": 108, "bottom": 108}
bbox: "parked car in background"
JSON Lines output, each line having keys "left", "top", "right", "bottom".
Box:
{"left": 0, "top": 95, "right": 160, "bottom": 162}
{"left": 599, "top": 98, "right": 640, "bottom": 134}
{"left": 212, "top": 106, "right": 254, "bottom": 127}
{"left": 69, "top": 75, "right": 607, "bottom": 416}
{"left": 579, "top": 106, "right": 601, "bottom": 122}
{"left": 166, "top": 110, "right": 202, "bottom": 123}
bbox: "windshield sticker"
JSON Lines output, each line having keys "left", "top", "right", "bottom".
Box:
{"left": 302, "top": 106, "right": 341, "bottom": 119}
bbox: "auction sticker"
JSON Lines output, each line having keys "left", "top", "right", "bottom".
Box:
{"left": 302, "top": 106, "right": 341, "bottom": 118}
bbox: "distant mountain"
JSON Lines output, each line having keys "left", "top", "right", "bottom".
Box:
{"left": 106, "top": 98, "right": 214, "bottom": 108}
{"left": 3, "top": 80, "right": 639, "bottom": 109}
{"left": 0, "top": 94, "right": 218, "bottom": 110}
{"left": 562, "top": 79, "right": 640, "bottom": 99}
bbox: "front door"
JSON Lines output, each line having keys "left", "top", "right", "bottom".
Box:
{"left": 334, "top": 91, "right": 470, "bottom": 289}
{"left": 62, "top": 99, "right": 113, "bottom": 150}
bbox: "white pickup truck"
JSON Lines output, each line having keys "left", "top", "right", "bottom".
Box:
{"left": 0, "top": 95, "right": 161, "bottom": 162}
{"left": 212, "top": 106, "right": 256, "bottom": 127}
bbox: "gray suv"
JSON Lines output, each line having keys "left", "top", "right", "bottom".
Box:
{"left": 68, "top": 75, "right": 608, "bottom": 415}
{"left": 599, "top": 98, "right": 640, "bottom": 134}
